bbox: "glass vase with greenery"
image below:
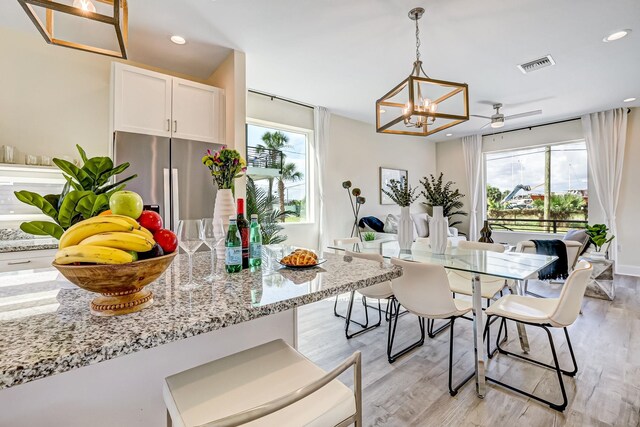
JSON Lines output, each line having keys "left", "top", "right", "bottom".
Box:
{"left": 420, "top": 173, "right": 467, "bottom": 227}
{"left": 14, "top": 145, "right": 136, "bottom": 239}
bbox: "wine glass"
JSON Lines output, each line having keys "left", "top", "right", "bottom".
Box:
{"left": 201, "top": 217, "right": 226, "bottom": 281}
{"left": 177, "top": 219, "right": 204, "bottom": 289}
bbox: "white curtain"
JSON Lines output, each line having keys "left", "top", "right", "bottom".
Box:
{"left": 314, "top": 106, "right": 330, "bottom": 252}
{"left": 462, "top": 134, "right": 483, "bottom": 241}
{"left": 581, "top": 108, "right": 628, "bottom": 261}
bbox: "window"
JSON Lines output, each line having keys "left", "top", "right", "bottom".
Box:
{"left": 246, "top": 120, "right": 313, "bottom": 223}
{"left": 485, "top": 141, "right": 588, "bottom": 233}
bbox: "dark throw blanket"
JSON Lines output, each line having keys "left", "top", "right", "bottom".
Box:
{"left": 531, "top": 239, "right": 569, "bottom": 280}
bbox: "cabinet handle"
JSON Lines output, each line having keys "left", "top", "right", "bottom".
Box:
{"left": 166, "top": 119, "right": 170, "bottom": 131}
{"left": 8, "top": 260, "right": 31, "bottom": 265}
{"left": 174, "top": 120, "right": 178, "bottom": 133}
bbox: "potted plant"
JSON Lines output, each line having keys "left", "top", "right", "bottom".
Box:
{"left": 420, "top": 173, "right": 467, "bottom": 228}
{"left": 202, "top": 147, "right": 247, "bottom": 259}
{"left": 381, "top": 177, "right": 418, "bottom": 249}
{"left": 362, "top": 231, "right": 377, "bottom": 247}
{"left": 585, "top": 224, "right": 614, "bottom": 260}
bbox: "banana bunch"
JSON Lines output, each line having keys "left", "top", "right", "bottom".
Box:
{"left": 55, "top": 215, "right": 155, "bottom": 265}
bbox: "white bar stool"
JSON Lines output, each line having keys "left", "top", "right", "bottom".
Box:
{"left": 164, "top": 339, "right": 362, "bottom": 426}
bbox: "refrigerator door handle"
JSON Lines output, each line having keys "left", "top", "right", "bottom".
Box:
{"left": 163, "top": 168, "right": 171, "bottom": 228}
{"left": 172, "top": 168, "right": 179, "bottom": 230}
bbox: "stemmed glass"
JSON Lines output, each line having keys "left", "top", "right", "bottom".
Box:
{"left": 201, "top": 217, "right": 226, "bottom": 281}
{"left": 177, "top": 219, "right": 204, "bottom": 289}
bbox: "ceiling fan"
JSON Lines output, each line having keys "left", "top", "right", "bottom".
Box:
{"left": 471, "top": 103, "right": 542, "bottom": 129}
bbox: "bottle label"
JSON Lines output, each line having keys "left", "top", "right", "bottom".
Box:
{"left": 225, "top": 247, "right": 242, "bottom": 266}
{"left": 250, "top": 242, "right": 262, "bottom": 259}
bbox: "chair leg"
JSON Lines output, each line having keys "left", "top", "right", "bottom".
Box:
{"left": 387, "top": 298, "right": 425, "bottom": 363}
{"left": 448, "top": 317, "right": 474, "bottom": 396}
{"left": 335, "top": 292, "right": 367, "bottom": 328}
{"left": 563, "top": 327, "right": 579, "bottom": 377}
{"left": 427, "top": 318, "right": 451, "bottom": 338}
{"left": 487, "top": 318, "right": 572, "bottom": 412}
{"left": 345, "top": 293, "right": 383, "bottom": 339}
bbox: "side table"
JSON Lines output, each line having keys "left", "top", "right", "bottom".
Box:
{"left": 580, "top": 256, "right": 615, "bottom": 300}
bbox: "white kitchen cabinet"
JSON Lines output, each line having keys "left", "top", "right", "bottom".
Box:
{"left": 112, "top": 63, "right": 172, "bottom": 137}
{"left": 0, "top": 249, "right": 56, "bottom": 272}
{"left": 172, "top": 78, "right": 224, "bottom": 143}
{"left": 112, "top": 63, "right": 224, "bottom": 143}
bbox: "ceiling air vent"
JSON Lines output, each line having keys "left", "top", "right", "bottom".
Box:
{"left": 517, "top": 55, "right": 556, "bottom": 74}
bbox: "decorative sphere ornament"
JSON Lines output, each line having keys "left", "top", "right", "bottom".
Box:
{"left": 342, "top": 181, "right": 352, "bottom": 189}
{"left": 352, "top": 188, "right": 361, "bottom": 197}
{"left": 356, "top": 196, "right": 366, "bottom": 205}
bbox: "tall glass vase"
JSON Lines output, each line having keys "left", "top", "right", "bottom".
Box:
{"left": 212, "top": 188, "right": 235, "bottom": 260}
{"left": 430, "top": 206, "right": 449, "bottom": 254}
{"left": 398, "top": 206, "right": 414, "bottom": 250}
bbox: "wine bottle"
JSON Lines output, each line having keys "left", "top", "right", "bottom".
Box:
{"left": 225, "top": 216, "right": 242, "bottom": 273}
{"left": 236, "top": 198, "right": 250, "bottom": 269}
{"left": 249, "top": 214, "right": 262, "bottom": 268}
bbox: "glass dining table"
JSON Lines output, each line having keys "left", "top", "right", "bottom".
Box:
{"left": 328, "top": 239, "right": 557, "bottom": 398}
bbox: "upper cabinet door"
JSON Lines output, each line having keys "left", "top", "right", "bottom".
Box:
{"left": 171, "top": 78, "right": 224, "bottom": 143}
{"left": 113, "top": 63, "right": 172, "bottom": 137}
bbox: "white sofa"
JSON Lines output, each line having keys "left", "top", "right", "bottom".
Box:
{"left": 360, "top": 213, "right": 467, "bottom": 246}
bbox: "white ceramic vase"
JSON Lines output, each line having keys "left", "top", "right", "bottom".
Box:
{"left": 212, "top": 188, "right": 236, "bottom": 260}
{"left": 430, "top": 206, "right": 449, "bottom": 254}
{"left": 398, "top": 206, "right": 414, "bottom": 250}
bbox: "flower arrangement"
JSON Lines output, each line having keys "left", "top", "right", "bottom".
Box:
{"left": 202, "top": 147, "right": 247, "bottom": 190}
{"left": 381, "top": 176, "right": 418, "bottom": 207}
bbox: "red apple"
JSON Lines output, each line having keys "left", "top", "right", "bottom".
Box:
{"left": 138, "top": 210, "right": 163, "bottom": 233}
{"left": 154, "top": 229, "right": 178, "bottom": 254}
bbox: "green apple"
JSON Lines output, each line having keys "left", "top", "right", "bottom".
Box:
{"left": 109, "top": 190, "right": 143, "bottom": 219}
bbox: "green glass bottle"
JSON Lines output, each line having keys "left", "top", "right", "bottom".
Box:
{"left": 249, "top": 214, "right": 262, "bottom": 268}
{"left": 225, "top": 216, "right": 242, "bottom": 273}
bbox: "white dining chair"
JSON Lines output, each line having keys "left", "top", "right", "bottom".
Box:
{"left": 388, "top": 258, "right": 474, "bottom": 396}
{"left": 484, "top": 261, "right": 592, "bottom": 412}
{"left": 340, "top": 251, "right": 395, "bottom": 338}
{"left": 163, "top": 339, "right": 362, "bottom": 426}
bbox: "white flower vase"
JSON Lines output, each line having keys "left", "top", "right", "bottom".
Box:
{"left": 213, "top": 188, "right": 236, "bottom": 260}
{"left": 430, "top": 206, "right": 449, "bottom": 254}
{"left": 398, "top": 206, "right": 414, "bottom": 250}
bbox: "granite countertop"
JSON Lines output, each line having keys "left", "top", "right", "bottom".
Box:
{"left": 0, "top": 246, "right": 402, "bottom": 389}
{"left": 0, "top": 229, "right": 58, "bottom": 253}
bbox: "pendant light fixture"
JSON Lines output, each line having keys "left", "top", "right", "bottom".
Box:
{"left": 17, "top": 0, "right": 128, "bottom": 59}
{"left": 376, "top": 7, "right": 469, "bottom": 136}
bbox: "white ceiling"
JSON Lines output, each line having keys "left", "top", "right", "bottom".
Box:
{"left": 2, "top": 0, "right": 639, "bottom": 141}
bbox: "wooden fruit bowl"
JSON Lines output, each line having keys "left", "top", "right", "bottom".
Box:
{"left": 53, "top": 252, "right": 177, "bottom": 316}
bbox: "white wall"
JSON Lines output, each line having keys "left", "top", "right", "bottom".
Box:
{"left": 0, "top": 27, "right": 226, "bottom": 163}
{"left": 324, "top": 115, "right": 437, "bottom": 247}
{"left": 617, "top": 108, "right": 640, "bottom": 275}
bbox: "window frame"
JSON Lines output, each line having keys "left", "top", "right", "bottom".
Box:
{"left": 482, "top": 138, "right": 588, "bottom": 230}
{"left": 245, "top": 117, "right": 315, "bottom": 225}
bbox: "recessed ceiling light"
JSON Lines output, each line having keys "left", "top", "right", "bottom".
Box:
{"left": 603, "top": 29, "right": 631, "bottom": 42}
{"left": 170, "top": 35, "right": 186, "bottom": 45}
{"left": 445, "top": 133, "right": 453, "bottom": 137}
{"left": 623, "top": 97, "right": 636, "bottom": 102}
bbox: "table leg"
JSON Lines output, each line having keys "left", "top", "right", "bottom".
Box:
{"left": 471, "top": 274, "right": 486, "bottom": 397}
{"left": 514, "top": 280, "right": 530, "bottom": 354}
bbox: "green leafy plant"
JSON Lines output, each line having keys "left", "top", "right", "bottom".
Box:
{"left": 14, "top": 145, "right": 136, "bottom": 239}
{"left": 246, "top": 177, "right": 292, "bottom": 244}
{"left": 420, "top": 173, "right": 467, "bottom": 227}
{"left": 381, "top": 176, "right": 418, "bottom": 207}
{"left": 363, "top": 232, "right": 376, "bottom": 242}
{"left": 585, "top": 223, "right": 614, "bottom": 253}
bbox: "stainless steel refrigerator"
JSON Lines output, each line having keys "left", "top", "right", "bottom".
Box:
{"left": 113, "top": 131, "right": 221, "bottom": 231}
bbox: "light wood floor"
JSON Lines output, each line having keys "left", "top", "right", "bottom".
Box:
{"left": 298, "top": 276, "right": 640, "bottom": 427}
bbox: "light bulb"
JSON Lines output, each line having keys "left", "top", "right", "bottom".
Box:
{"left": 490, "top": 121, "right": 505, "bottom": 129}
{"left": 73, "top": 0, "right": 96, "bottom": 13}
{"left": 429, "top": 103, "right": 438, "bottom": 113}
